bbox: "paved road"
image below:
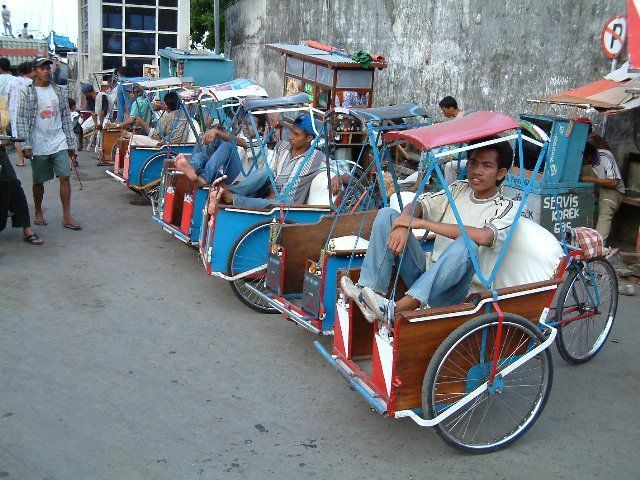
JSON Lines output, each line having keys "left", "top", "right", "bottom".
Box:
{"left": 1, "top": 151, "right": 639, "bottom": 479}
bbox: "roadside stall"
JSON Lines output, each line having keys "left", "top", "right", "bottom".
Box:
{"left": 527, "top": 60, "right": 640, "bottom": 241}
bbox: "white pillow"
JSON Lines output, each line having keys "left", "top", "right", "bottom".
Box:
{"left": 305, "top": 171, "right": 334, "bottom": 206}
{"left": 492, "top": 217, "right": 563, "bottom": 289}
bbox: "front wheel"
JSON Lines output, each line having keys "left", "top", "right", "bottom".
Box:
{"left": 227, "top": 221, "right": 279, "bottom": 314}
{"left": 423, "top": 313, "right": 553, "bottom": 454}
{"left": 555, "top": 258, "right": 617, "bottom": 365}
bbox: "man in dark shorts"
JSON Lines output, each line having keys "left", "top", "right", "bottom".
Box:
{"left": 15, "top": 57, "right": 81, "bottom": 230}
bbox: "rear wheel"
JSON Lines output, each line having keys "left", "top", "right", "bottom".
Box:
{"left": 227, "top": 221, "right": 279, "bottom": 314}
{"left": 423, "top": 313, "right": 553, "bottom": 454}
{"left": 139, "top": 152, "right": 172, "bottom": 202}
{"left": 111, "top": 142, "right": 120, "bottom": 166}
{"left": 555, "top": 258, "right": 617, "bottom": 365}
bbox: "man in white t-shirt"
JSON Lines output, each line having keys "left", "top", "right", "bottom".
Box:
{"left": 15, "top": 57, "right": 81, "bottom": 230}
{"left": 342, "top": 138, "right": 516, "bottom": 323}
{"left": 1, "top": 5, "right": 12, "bottom": 37}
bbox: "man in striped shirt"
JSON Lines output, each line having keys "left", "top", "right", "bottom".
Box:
{"left": 208, "top": 114, "right": 324, "bottom": 210}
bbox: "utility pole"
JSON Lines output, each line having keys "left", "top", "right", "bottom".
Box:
{"left": 214, "top": 0, "right": 220, "bottom": 54}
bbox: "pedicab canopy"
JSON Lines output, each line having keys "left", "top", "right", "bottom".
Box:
{"left": 349, "top": 103, "right": 429, "bottom": 122}
{"left": 203, "top": 79, "right": 268, "bottom": 102}
{"left": 383, "top": 111, "right": 519, "bottom": 150}
{"left": 241, "top": 93, "right": 312, "bottom": 111}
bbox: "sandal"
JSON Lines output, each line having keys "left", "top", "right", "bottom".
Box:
{"left": 63, "top": 223, "right": 83, "bottom": 231}
{"left": 23, "top": 233, "right": 44, "bottom": 245}
{"left": 34, "top": 218, "right": 48, "bottom": 226}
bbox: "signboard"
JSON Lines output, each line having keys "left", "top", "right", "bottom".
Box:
{"left": 601, "top": 15, "right": 627, "bottom": 59}
{"left": 629, "top": 0, "right": 640, "bottom": 70}
{"left": 503, "top": 186, "right": 594, "bottom": 239}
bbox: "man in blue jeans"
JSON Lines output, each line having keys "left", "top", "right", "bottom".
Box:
{"left": 208, "top": 114, "right": 324, "bottom": 211}
{"left": 341, "top": 138, "right": 516, "bottom": 323}
{"left": 173, "top": 115, "right": 268, "bottom": 186}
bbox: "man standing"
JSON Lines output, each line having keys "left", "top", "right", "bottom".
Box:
{"left": 82, "top": 83, "right": 111, "bottom": 164}
{"left": 0, "top": 57, "right": 14, "bottom": 100}
{"left": 1, "top": 5, "right": 12, "bottom": 37}
{"left": 7, "top": 60, "right": 33, "bottom": 166}
{"left": 15, "top": 57, "right": 81, "bottom": 230}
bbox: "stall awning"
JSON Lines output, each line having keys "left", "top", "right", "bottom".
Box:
{"left": 534, "top": 61, "right": 640, "bottom": 114}
{"left": 383, "top": 111, "right": 519, "bottom": 150}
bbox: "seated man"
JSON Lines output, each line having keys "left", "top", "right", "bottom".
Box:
{"left": 173, "top": 114, "right": 269, "bottom": 187}
{"left": 208, "top": 114, "right": 325, "bottom": 211}
{"left": 580, "top": 140, "right": 625, "bottom": 243}
{"left": 109, "top": 91, "right": 188, "bottom": 148}
{"left": 341, "top": 138, "right": 516, "bottom": 323}
{"left": 108, "top": 84, "right": 152, "bottom": 131}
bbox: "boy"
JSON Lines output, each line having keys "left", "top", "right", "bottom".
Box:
{"left": 174, "top": 114, "right": 268, "bottom": 187}
{"left": 208, "top": 114, "right": 324, "bottom": 210}
{"left": 342, "top": 137, "right": 516, "bottom": 322}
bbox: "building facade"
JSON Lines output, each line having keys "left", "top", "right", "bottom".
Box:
{"left": 77, "top": 0, "right": 190, "bottom": 81}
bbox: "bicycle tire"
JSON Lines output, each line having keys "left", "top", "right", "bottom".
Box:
{"left": 423, "top": 313, "right": 553, "bottom": 454}
{"left": 555, "top": 258, "right": 617, "bottom": 365}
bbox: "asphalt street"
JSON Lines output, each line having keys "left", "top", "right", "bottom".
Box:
{"left": 1, "top": 150, "right": 639, "bottom": 479}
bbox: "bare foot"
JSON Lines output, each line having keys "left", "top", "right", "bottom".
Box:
{"left": 175, "top": 154, "right": 199, "bottom": 182}
{"left": 207, "top": 176, "right": 228, "bottom": 214}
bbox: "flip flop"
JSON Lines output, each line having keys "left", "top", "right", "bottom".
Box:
{"left": 34, "top": 218, "right": 48, "bottom": 226}
{"left": 15, "top": 163, "right": 25, "bottom": 167}
{"left": 23, "top": 233, "right": 44, "bottom": 245}
{"left": 63, "top": 223, "right": 82, "bottom": 231}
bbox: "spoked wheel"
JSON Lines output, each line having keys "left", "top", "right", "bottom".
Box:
{"left": 111, "top": 142, "right": 120, "bottom": 166}
{"left": 139, "top": 152, "right": 172, "bottom": 202}
{"left": 227, "top": 220, "right": 282, "bottom": 314}
{"left": 423, "top": 313, "right": 553, "bottom": 454}
{"left": 554, "top": 258, "right": 617, "bottom": 365}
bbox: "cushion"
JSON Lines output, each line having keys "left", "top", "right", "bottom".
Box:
{"left": 492, "top": 217, "right": 563, "bottom": 289}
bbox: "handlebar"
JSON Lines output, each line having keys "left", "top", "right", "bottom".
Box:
{"left": 0, "top": 135, "right": 26, "bottom": 143}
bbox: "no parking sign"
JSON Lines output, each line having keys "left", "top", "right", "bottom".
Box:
{"left": 601, "top": 15, "right": 627, "bottom": 58}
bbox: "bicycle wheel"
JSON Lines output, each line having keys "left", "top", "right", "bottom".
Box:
{"left": 111, "top": 142, "right": 120, "bottom": 165}
{"left": 555, "top": 258, "right": 617, "bottom": 365}
{"left": 423, "top": 313, "right": 553, "bottom": 454}
{"left": 139, "top": 152, "right": 172, "bottom": 201}
{"left": 227, "top": 221, "right": 279, "bottom": 314}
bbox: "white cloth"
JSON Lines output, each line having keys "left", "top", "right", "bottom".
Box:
{"left": 0, "top": 72, "right": 14, "bottom": 99}
{"left": 419, "top": 180, "right": 519, "bottom": 293}
{"left": 31, "top": 85, "right": 68, "bottom": 155}
{"left": 7, "top": 76, "right": 31, "bottom": 126}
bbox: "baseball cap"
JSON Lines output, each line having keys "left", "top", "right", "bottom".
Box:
{"left": 34, "top": 57, "right": 53, "bottom": 67}
{"left": 81, "top": 83, "right": 94, "bottom": 94}
{"left": 292, "top": 113, "right": 320, "bottom": 137}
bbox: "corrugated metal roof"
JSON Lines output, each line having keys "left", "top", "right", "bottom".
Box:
{"left": 266, "top": 43, "right": 385, "bottom": 67}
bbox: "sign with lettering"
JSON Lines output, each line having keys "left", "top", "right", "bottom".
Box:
{"left": 601, "top": 15, "right": 627, "bottom": 59}
{"left": 503, "top": 186, "right": 594, "bottom": 239}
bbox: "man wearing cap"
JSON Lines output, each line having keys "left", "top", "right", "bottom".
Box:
{"left": 82, "top": 83, "right": 111, "bottom": 164}
{"left": 208, "top": 114, "right": 325, "bottom": 210}
{"left": 15, "top": 57, "right": 81, "bottom": 230}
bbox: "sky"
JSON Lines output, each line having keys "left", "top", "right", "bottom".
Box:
{"left": 4, "top": 0, "right": 78, "bottom": 42}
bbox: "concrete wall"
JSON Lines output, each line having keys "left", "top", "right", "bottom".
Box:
{"left": 225, "top": 0, "right": 637, "bottom": 163}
